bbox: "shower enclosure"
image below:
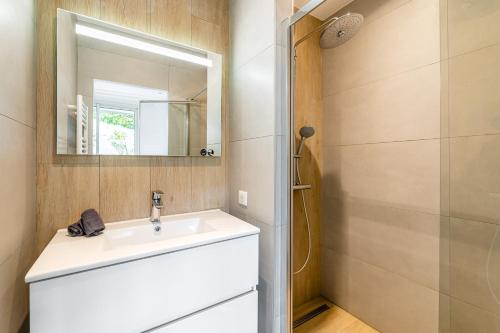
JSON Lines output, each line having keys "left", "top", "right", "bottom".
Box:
{"left": 286, "top": 0, "right": 500, "bottom": 332}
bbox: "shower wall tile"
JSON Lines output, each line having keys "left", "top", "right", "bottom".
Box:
{"left": 449, "top": 134, "right": 500, "bottom": 224}
{"left": 450, "top": 217, "right": 500, "bottom": 316}
{"left": 321, "top": 248, "right": 440, "bottom": 333}
{"left": 449, "top": 44, "right": 500, "bottom": 137}
{"left": 229, "top": 0, "right": 275, "bottom": 70}
{"left": 229, "top": 136, "right": 275, "bottom": 225}
{"left": 336, "top": 0, "right": 411, "bottom": 26}
{"left": 322, "top": 0, "right": 440, "bottom": 95}
{"left": 448, "top": 0, "right": 500, "bottom": 57}
{"left": 321, "top": 197, "right": 440, "bottom": 290}
{"left": 323, "top": 139, "right": 440, "bottom": 215}
{"left": 323, "top": 63, "right": 440, "bottom": 146}
{"left": 229, "top": 46, "right": 276, "bottom": 142}
{"left": 450, "top": 297, "right": 500, "bottom": 333}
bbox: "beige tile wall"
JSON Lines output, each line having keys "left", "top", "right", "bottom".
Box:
{"left": 0, "top": 1, "right": 36, "bottom": 332}
{"left": 445, "top": 0, "right": 500, "bottom": 329}
{"left": 321, "top": 0, "right": 500, "bottom": 331}
{"left": 36, "top": 0, "right": 229, "bottom": 254}
{"left": 320, "top": 0, "right": 444, "bottom": 332}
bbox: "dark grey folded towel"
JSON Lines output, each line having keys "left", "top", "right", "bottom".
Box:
{"left": 68, "top": 209, "right": 105, "bottom": 237}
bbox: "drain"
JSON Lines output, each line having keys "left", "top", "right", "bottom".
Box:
{"left": 293, "top": 303, "right": 331, "bottom": 328}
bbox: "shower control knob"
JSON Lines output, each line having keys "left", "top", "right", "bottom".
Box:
{"left": 200, "top": 148, "right": 215, "bottom": 156}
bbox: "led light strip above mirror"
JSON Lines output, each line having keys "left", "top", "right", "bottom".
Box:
{"left": 75, "top": 24, "right": 213, "bottom": 67}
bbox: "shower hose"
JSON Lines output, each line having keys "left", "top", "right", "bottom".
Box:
{"left": 293, "top": 158, "right": 311, "bottom": 275}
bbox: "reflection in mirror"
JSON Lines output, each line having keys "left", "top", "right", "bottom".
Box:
{"left": 56, "top": 9, "right": 222, "bottom": 156}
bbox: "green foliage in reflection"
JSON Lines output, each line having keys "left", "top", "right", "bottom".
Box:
{"left": 110, "top": 130, "right": 129, "bottom": 155}
{"left": 100, "top": 112, "right": 134, "bottom": 129}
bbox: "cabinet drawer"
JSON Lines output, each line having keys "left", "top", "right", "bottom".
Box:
{"left": 30, "top": 235, "right": 258, "bottom": 333}
{"left": 152, "top": 291, "right": 258, "bottom": 333}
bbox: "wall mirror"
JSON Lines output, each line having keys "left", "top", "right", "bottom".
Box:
{"left": 56, "top": 9, "right": 222, "bottom": 157}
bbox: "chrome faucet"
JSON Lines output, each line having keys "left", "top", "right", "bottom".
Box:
{"left": 151, "top": 190, "right": 164, "bottom": 231}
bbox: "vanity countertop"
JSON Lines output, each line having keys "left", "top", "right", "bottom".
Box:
{"left": 26, "top": 209, "right": 259, "bottom": 283}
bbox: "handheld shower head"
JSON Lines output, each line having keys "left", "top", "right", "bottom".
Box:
{"left": 296, "top": 126, "right": 315, "bottom": 156}
{"left": 300, "top": 126, "right": 315, "bottom": 139}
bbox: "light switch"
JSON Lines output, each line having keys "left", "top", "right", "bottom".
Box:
{"left": 238, "top": 190, "right": 248, "bottom": 207}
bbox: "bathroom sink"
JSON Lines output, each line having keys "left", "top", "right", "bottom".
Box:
{"left": 25, "top": 209, "right": 259, "bottom": 283}
{"left": 104, "top": 218, "right": 215, "bottom": 249}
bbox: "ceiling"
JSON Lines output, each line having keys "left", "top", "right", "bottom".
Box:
{"left": 294, "top": 0, "right": 354, "bottom": 20}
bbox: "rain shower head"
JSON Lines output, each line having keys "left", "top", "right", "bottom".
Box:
{"left": 320, "top": 13, "right": 364, "bottom": 49}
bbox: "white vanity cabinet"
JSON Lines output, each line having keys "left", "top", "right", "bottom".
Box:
{"left": 26, "top": 210, "right": 259, "bottom": 333}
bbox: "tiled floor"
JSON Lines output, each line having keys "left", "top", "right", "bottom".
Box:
{"left": 294, "top": 298, "right": 379, "bottom": 333}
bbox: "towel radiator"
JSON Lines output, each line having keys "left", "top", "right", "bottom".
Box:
{"left": 76, "top": 95, "right": 88, "bottom": 154}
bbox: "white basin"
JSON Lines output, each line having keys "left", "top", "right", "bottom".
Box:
{"left": 104, "top": 218, "right": 215, "bottom": 249}
{"left": 25, "top": 209, "right": 259, "bottom": 283}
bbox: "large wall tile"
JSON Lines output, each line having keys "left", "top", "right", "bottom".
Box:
{"left": 229, "top": 136, "right": 275, "bottom": 225}
{"left": 337, "top": 0, "right": 411, "bottom": 26}
{"left": 450, "top": 134, "right": 500, "bottom": 223}
{"left": 321, "top": 197, "right": 441, "bottom": 290}
{"left": 450, "top": 297, "right": 500, "bottom": 333}
{"left": 322, "top": 0, "right": 440, "bottom": 95}
{"left": 0, "top": 0, "right": 36, "bottom": 128}
{"left": 449, "top": 44, "right": 500, "bottom": 137}
{"left": 0, "top": 241, "right": 35, "bottom": 333}
{"left": 324, "top": 63, "right": 440, "bottom": 145}
{"left": 230, "top": 46, "right": 276, "bottom": 142}
{"left": 321, "top": 248, "right": 440, "bottom": 333}
{"left": 0, "top": 116, "right": 36, "bottom": 263}
{"left": 450, "top": 218, "right": 500, "bottom": 315}
{"left": 324, "top": 139, "right": 440, "bottom": 214}
{"left": 448, "top": 0, "right": 500, "bottom": 57}
{"left": 229, "top": 0, "right": 275, "bottom": 69}
{"left": 99, "top": 157, "right": 151, "bottom": 222}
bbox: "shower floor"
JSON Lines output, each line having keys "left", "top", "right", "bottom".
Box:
{"left": 294, "top": 297, "right": 378, "bottom": 333}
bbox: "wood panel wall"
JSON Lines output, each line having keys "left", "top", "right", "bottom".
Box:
{"left": 36, "top": 0, "right": 229, "bottom": 253}
{"left": 292, "top": 13, "right": 323, "bottom": 310}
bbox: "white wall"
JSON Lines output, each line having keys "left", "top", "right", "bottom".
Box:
{"left": 0, "top": 0, "right": 36, "bottom": 332}
{"left": 229, "top": 0, "right": 291, "bottom": 332}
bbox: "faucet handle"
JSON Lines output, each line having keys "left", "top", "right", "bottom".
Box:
{"left": 152, "top": 191, "right": 164, "bottom": 208}
{"left": 152, "top": 190, "right": 164, "bottom": 201}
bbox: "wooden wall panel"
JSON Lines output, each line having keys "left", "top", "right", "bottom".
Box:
{"left": 292, "top": 14, "right": 323, "bottom": 310}
{"left": 36, "top": 163, "right": 100, "bottom": 253}
{"left": 99, "top": 157, "right": 151, "bottom": 222}
{"left": 191, "top": 0, "right": 224, "bottom": 24}
{"left": 150, "top": 0, "right": 192, "bottom": 44}
{"left": 150, "top": 157, "right": 192, "bottom": 215}
{"left": 100, "top": 0, "right": 151, "bottom": 31}
{"left": 191, "top": 158, "right": 226, "bottom": 211}
{"left": 36, "top": 0, "right": 229, "bottom": 252}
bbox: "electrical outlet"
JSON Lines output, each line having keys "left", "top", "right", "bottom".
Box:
{"left": 238, "top": 190, "right": 248, "bottom": 207}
